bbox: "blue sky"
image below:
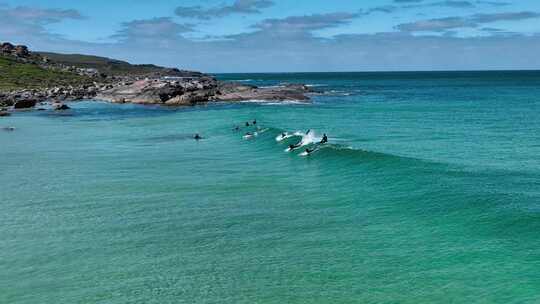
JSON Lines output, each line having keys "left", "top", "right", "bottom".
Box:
{"left": 1, "top": 0, "right": 540, "bottom": 72}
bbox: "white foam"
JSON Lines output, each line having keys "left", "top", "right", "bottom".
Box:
{"left": 243, "top": 132, "right": 258, "bottom": 139}
{"left": 259, "top": 85, "right": 283, "bottom": 89}
{"left": 238, "top": 99, "right": 270, "bottom": 103}
{"left": 263, "top": 100, "right": 309, "bottom": 106}
{"left": 237, "top": 100, "right": 309, "bottom": 106}
{"left": 257, "top": 128, "right": 269, "bottom": 134}
{"left": 300, "top": 130, "right": 323, "bottom": 146}
{"left": 283, "top": 130, "right": 321, "bottom": 152}
{"left": 275, "top": 132, "right": 294, "bottom": 142}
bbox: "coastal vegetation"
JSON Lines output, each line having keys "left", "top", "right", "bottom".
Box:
{"left": 0, "top": 56, "right": 90, "bottom": 91}
{"left": 36, "top": 52, "right": 200, "bottom": 77}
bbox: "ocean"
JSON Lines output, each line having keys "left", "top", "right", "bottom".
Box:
{"left": 1, "top": 71, "right": 540, "bottom": 303}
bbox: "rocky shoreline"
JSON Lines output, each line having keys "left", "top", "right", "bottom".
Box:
{"left": 0, "top": 78, "right": 314, "bottom": 110}
{"left": 96, "top": 78, "right": 313, "bottom": 105}
{"left": 1, "top": 42, "right": 315, "bottom": 112}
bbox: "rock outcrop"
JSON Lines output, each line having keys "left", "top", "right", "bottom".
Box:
{"left": 0, "top": 86, "right": 99, "bottom": 107}
{"left": 96, "top": 78, "right": 313, "bottom": 105}
{"left": 1, "top": 77, "right": 314, "bottom": 109}
{"left": 97, "top": 77, "right": 219, "bottom": 105}
{"left": 1, "top": 43, "right": 30, "bottom": 58}
{"left": 1, "top": 42, "right": 15, "bottom": 54}
{"left": 13, "top": 99, "right": 37, "bottom": 109}
{"left": 1, "top": 41, "right": 315, "bottom": 109}
{"left": 14, "top": 45, "right": 29, "bottom": 57}
{"left": 53, "top": 103, "right": 70, "bottom": 110}
{"left": 214, "top": 83, "right": 312, "bottom": 101}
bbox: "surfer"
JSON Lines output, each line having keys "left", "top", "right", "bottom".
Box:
{"left": 244, "top": 131, "right": 258, "bottom": 139}
{"left": 305, "top": 148, "right": 314, "bottom": 155}
{"left": 233, "top": 126, "right": 240, "bottom": 131}
{"left": 320, "top": 134, "right": 328, "bottom": 144}
{"left": 245, "top": 122, "right": 250, "bottom": 127}
{"left": 281, "top": 133, "right": 287, "bottom": 139}
{"left": 289, "top": 131, "right": 311, "bottom": 150}
{"left": 253, "top": 119, "right": 257, "bottom": 125}
{"left": 194, "top": 134, "right": 202, "bottom": 140}
{"left": 289, "top": 143, "right": 301, "bottom": 150}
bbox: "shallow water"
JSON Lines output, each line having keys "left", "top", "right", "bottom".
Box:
{"left": 2, "top": 71, "right": 540, "bottom": 303}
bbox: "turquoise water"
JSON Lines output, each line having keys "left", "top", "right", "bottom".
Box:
{"left": 2, "top": 71, "right": 540, "bottom": 303}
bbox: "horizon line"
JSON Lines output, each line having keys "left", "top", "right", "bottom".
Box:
{"left": 211, "top": 69, "right": 540, "bottom": 75}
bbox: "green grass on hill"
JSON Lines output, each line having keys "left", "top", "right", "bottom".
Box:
{"left": 0, "top": 56, "right": 91, "bottom": 91}
{"left": 37, "top": 52, "right": 173, "bottom": 76}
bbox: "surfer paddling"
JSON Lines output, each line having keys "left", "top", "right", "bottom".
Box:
{"left": 244, "top": 131, "right": 258, "bottom": 139}
{"left": 288, "top": 143, "right": 302, "bottom": 151}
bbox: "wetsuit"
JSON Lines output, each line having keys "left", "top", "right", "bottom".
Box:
{"left": 289, "top": 143, "right": 301, "bottom": 150}
{"left": 320, "top": 135, "right": 328, "bottom": 144}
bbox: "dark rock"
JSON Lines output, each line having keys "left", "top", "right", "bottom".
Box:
{"left": 1, "top": 42, "right": 15, "bottom": 53}
{"left": 97, "top": 78, "right": 218, "bottom": 105}
{"left": 0, "top": 111, "right": 11, "bottom": 117}
{"left": 214, "top": 82, "right": 312, "bottom": 102}
{"left": 155, "top": 84, "right": 185, "bottom": 102}
{"left": 53, "top": 103, "right": 70, "bottom": 110}
{"left": 13, "top": 99, "right": 37, "bottom": 109}
{"left": 95, "top": 77, "right": 311, "bottom": 105}
{"left": 14, "top": 45, "right": 29, "bottom": 57}
{"left": 165, "top": 90, "right": 214, "bottom": 106}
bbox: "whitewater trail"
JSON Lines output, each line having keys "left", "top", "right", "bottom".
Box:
{"left": 243, "top": 127, "right": 269, "bottom": 140}
{"left": 284, "top": 130, "right": 322, "bottom": 152}
{"left": 238, "top": 124, "right": 354, "bottom": 157}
